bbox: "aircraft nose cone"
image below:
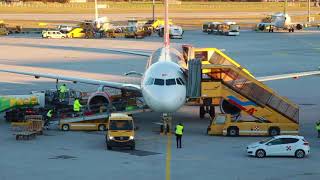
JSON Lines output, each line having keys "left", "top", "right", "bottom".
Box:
{"left": 143, "top": 86, "right": 186, "bottom": 113}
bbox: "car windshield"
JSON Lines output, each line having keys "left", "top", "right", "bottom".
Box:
{"left": 109, "top": 120, "right": 133, "bottom": 130}
{"left": 259, "top": 137, "right": 274, "bottom": 144}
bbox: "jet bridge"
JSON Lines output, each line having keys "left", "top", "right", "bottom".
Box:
{"left": 187, "top": 48, "right": 299, "bottom": 135}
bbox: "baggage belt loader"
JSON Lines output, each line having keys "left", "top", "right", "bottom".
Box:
{"left": 187, "top": 48, "right": 299, "bottom": 136}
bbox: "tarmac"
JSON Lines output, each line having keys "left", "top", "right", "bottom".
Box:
{"left": 1, "top": 29, "right": 320, "bottom": 180}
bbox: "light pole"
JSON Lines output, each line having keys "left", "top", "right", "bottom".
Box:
{"left": 94, "top": 0, "right": 100, "bottom": 28}
{"left": 308, "top": 0, "right": 311, "bottom": 23}
{"left": 284, "top": 0, "right": 287, "bottom": 14}
{"left": 152, "top": 0, "right": 155, "bottom": 22}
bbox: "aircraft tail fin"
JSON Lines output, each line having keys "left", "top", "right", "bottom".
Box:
{"left": 164, "top": 0, "right": 170, "bottom": 60}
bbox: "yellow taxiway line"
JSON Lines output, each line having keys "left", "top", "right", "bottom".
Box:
{"left": 166, "top": 133, "right": 172, "bottom": 180}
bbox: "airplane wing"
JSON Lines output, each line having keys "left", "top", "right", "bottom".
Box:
{"left": 102, "top": 48, "right": 151, "bottom": 57}
{"left": 0, "top": 69, "right": 141, "bottom": 91}
{"left": 0, "top": 48, "right": 152, "bottom": 91}
{"left": 257, "top": 70, "right": 320, "bottom": 82}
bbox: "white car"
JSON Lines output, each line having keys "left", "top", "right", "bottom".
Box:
{"left": 247, "top": 135, "right": 310, "bottom": 158}
{"left": 42, "top": 30, "right": 67, "bottom": 39}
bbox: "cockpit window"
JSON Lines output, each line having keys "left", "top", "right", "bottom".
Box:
{"left": 145, "top": 78, "right": 154, "bottom": 85}
{"left": 166, "top": 79, "right": 176, "bottom": 86}
{"left": 178, "top": 78, "right": 185, "bottom": 85}
{"left": 176, "top": 78, "right": 182, "bottom": 85}
{"left": 154, "top": 78, "right": 164, "bottom": 86}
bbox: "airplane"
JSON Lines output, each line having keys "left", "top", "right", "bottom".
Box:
{"left": 1, "top": 0, "right": 320, "bottom": 122}
{"left": 257, "top": 12, "right": 303, "bottom": 32}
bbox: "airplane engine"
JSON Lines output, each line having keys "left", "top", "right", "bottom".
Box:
{"left": 87, "top": 91, "right": 112, "bottom": 113}
{"left": 220, "top": 99, "right": 241, "bottom": 117}
{"left": 296, "top": 24, "right": 303, "bottom": 30}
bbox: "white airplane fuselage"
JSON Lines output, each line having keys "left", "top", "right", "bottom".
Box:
{"left": 141, "top": 48, "right": 187, "bottom": 113}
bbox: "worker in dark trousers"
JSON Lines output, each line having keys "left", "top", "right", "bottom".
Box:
{"left": 316, "top": 121, "right": 320, "bottom": 138}
{"left": 73, "top": 98, "right": 82, "bottom": 117}
{"left": 45, "top": 109, "right": 53, "bottom": 130}
{"left": 175, "top": 123, "right": 184, "bottom": 148}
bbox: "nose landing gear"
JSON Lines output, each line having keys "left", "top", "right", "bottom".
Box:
{"left": 160, "top": 113, "right": 172, "bottom": 135}
{"left": 199, "top": 98, "right": 215, "bottom": 119}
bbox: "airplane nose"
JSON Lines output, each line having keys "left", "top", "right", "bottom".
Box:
{"left": 143, "top": 87, "right": 186, "bottom": 113}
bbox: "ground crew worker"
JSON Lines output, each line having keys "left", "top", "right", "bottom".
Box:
{"left": 58, "top": 84, "right": 68, "bottom": 100}
{"left": 73, "top": 98, "right": 82, "bottom": 115}
{"left": 175, "top": 123, "right": 184, "bottom": 149}
{"left": 316, "top": 121, "right": 320, "bottom": 138}
{"left": 45, "top": 109, "right": 53, "bottom": 129}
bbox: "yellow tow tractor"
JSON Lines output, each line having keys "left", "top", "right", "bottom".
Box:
{"left": 106, "top": 113, "right": 136, "bottom": 150}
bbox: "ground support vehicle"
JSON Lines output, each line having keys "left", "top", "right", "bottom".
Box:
{"left": 202, "top": 22, "right": 221, "bottom": 33}
{"left": 185, "top": 47, "right": 299, "bottom": 136}
{"left": 124, "top": 26, "right": 145, "bottom": 39}
{"left": 0, "top": 23, "right": 9, "bottom": 35}
{"left": 2, "top": 89, "right": 85, "bottom": 122}
{"left": 59, "top": 114, "right": 109, "bottom": 131}
{"left": 42, "top": 30, "right": 67, "bottom": 39}
{"left": 158, "top": 25, "right": 183, "bottom": 39}
{"left": 11, "top": 115, "right": 44, "bottom": 140}
{"left": 106, "top": 113, "right": 136, "bottom": 150}
{"left": 208, "top": 22, "right": 240, "bottom": 36}
{"left": 67, "top": 28, "right": 86, "bottom": 38}
{"left": 105, "top": 28, "right": 126, "bottom": 38}
{"left": 247, "top": 135, "right": 310, "bottom": 158}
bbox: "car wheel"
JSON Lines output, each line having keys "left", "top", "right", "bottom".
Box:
{"left": 268, "top": 127, "right": 280, "bottom": 136}
{"left": 107, "top": 145, "right": 112, "bottom": 150}
{"left": 295, "top": 149, "right": 305, "bottom": 158}
{"left": 255, "top": 149, "right": 266, "bottom": 158}
{"left": 98, "top": 124, "right": 106, "bottom": 131}
{"left": 227, "top": 127, "right": 238, "bottom": 136}
{"left": 62, "top": 124, "right": 70, "bottom": 131}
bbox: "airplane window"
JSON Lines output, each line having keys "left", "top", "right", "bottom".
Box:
{"left": 178, "top": 78, "right": 185, "bottom": 85}
{"left": 166, "top": 79, "right": 176, "bottom": 86}
{"left": 176, "top": 78, "right": 182, "bottom": 85}
{"left": 145, "top": 78, "right": 154, "bottom": 85}
{"left": 154, "top": 78, "right": 164, "bottom": 86}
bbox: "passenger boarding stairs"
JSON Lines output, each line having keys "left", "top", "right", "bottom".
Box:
{"left": 187, "top": 49, "right": 299, "bottom": 124}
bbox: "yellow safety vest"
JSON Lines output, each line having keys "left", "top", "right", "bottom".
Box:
{"left": 316, "top": 124, "right": 320, "bottom": 131}
{"left": 59, "top": 85, "right": 67, "bottom": 93}
{"left": 47, "top": 110, "right": 53, "bottom": 118}
{"left": 175, "top": 125, "right": 184, "bottom": 135}
{"left": 73, "top": 99, "right": 82, "bottom": 112}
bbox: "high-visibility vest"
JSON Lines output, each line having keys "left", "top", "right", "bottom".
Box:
{"left": 73, "top": 99, "right": 82, "bottom": 112}
{"left": 47, "top": 109, "right": 53, "bottom": 118}
{"left": 59, "top": 85, "right": 67, "bottom": 93}
{"left": 175, "top": 125, "right": 184, "bottom": 135}
{"left": 316, "top": 123, "right": 320, "bottom": 131}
